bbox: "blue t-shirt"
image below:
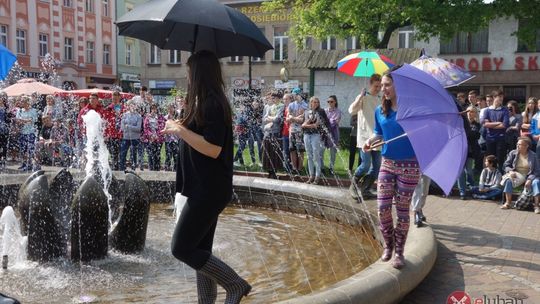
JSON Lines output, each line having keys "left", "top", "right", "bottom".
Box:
{"left": 373, "top": 105, "right": 415, "bottom": 160}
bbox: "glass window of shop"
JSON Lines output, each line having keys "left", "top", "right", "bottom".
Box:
{"left": 64, "top": 37, "right": 73, "bottom": 61}
{"left": 149, "top": 45, "right": 161, "bottom": 64}
{"left": 16, "top": 29, "right": 26, "bottom": 54}
{"left": 169, "top": 50, "right": 181, "bottom": 64}
{"left": 103, "top": 44, "right": 110, "bottom": 65}
{"left": 39, "top": 33, "right": 48, "bottom": 57}
{"left": 440, "top": 28, "right": 488, "bottom": 54}
{"left": 273, "top": 26, "right": 288, "bottom": 61}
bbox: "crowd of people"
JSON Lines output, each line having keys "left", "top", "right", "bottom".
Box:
{"left": 0, "top": 86, "right": 184, "bottom": 172}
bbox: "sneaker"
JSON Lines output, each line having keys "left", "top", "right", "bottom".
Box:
{"left": 306, "top": 176, "right": 314, "bottom": 184}
{"left": 312, "top": 177, "right": 320, "bottom": 185}
{"left": 535, "top": 207, "right": 540, "bottom": 214}
{"left": 17, "top": 163, "right": 27, "bottom": 170}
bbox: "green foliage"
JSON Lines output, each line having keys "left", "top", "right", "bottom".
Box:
{"left": 169, "top": 87, "right": 186, "bottom": 98}
{"left": 263, "top": 0, "right": 540, "bottom": 49}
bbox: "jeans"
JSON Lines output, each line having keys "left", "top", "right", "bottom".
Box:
{"left": 411, "top": 175, "right": 431, "bottom": 212}
{"left": 137, "top": 141, "right": 146, "bottom": 169}
{"left": 282, "top": 136, "right": 291, "bottom": 172}
{"left": 471, "top": 186, "right": 503, "bottom": 200}
{"left": 354, "top": 149, "right": 382, "bottom": 179}
{"left": 119, "top": 139, "right": 140, "bottom": 171}
{"left": 303, "top": 133, "right": 321, "bottom": 178}
{"left": 234, "top": 133, "right": 255, "bottom": 165}
{"left": 248, "top": 126, "right": 263, "bottom": 162}
{"left": 456, "top": 158, "right": 475, "bottom": 195}
{"left": 503, "top": 178, "right": 540, "bottom": 196}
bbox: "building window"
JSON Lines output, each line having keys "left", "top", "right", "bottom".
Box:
{"left": 398, "top": 26, "right": 415, "bottom": 48}
{"left": 346, "top": 36, "right": 357, "bottom": 50}
{"left": 321, "top": 36, "right": 336, "bottom": 50}
{"left": 86, "top": 41, "right": 95, "bottom": 63}
{"left": 85, "top": 0, "right": 94, "bottom": 13}
{"left": 169, "top": 50, "right": 181, "bottom": 64}
{"left": 149, "top": 44, "right": 161, "bottom": 64}
{"left": 440, "top": 29, "right": 488, "bottom": 54}
{"left": 102, "top": 0, "right": 109, "bottom": 17}
{"left": 251, "top": 27, "right": 265, "bottom": 61}
{"left": 230, "top": 56, "right": 243, "bottom": 62}
{"left": 63, "top": 0, "right": 72, "bottom": 7}
{"left": 0, "top": 25, "right": 7, "bottom": 47}
{"left": 125, "top": 42, "right": 132, "bottom": 65}
{"left": 64, "top": 37, "right": 73, "bottom": 61}
{"left": 273, "top": 26, "right": 288, "bottom": 61}
{"left": 517, "top": 20, "right": 540, "bottom": 52}
{"left": 16, "top": 29, "right": 26, "bottom": 54}
{"left": 39, "top": 33, "right": 48, "bottom": 57}
{"left": 103, "top": 44, "right": 110, "bottom": 65}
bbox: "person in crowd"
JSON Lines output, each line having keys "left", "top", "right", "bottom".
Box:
{"left": 7, "top": 96, "right": 21, "bottom": 162}
{"left": 49, "top": 119, "right": 72, "bottom": 167}
{"left": 15, "top": 96, "right": 38, "bottom": 171}
{"left": 411, "top": 175, "right": 430, "bottom": 228}
{"left": 348, "top": 113, "right": 360, "bottom": 172}
{"left": 105, "top": 91, "right": 125, "bottom": 170}
{"left": 247, "top": 97, "right": 264, "bottom": 165}
{"left": 162, "top": 51, "right": 251, "bottom": 304}
{"left": 456, "top": 105, "right": 481, "bottom": 199}
{"left": 471, "top": 155, "right": 502, "bottom": 200}
{"left": 233, "top": 104, "right": 255, "bottom": 167}
{"left": 468, "top": 90, "right": 478, "bottom": 107}
{"left": 287, "top": 88, "right": 308, "bottom": 175}
{"left": 506, "top": 100, "right": 522, "bottom": 155}
{"left": 302, "top": 96, "right": 324, "bottom": 185}
{"left": 500, "top": 137, "right": 538, "bottom": 210}
{"left": 482, "top": 89, "right": 509, "bottom": 173}
{"left": 119, "top": 101, "right": 142, "bottom": 171}
{"left": 33, "top": 105, "right": 54, "bottom": 170}
{"left": 363, "top": 68, "right": 421, "bottom": 269}
{"left": 323, "top": 95, "right": 342, "bottom": 175}
{"left": 163, "top": 103, "right": 179, "bottom": 171}
{"left": 0, "top": 93, "right": 10, "bottom": 168}
{"left": 42, "top": 95, "right": 61, "bottom": 122}
{"left": 521, "top": 97, "right": 538, "bottom": 148}
{"left": 475, "top": 95, "right": 488, "bottom": 173}
{"left": 261, "top": 92, "right": 284, "bottom": 179}
{"left": 348, "top": 74, "right": 382, "bottom": 200}
{"left": 281, "top": 93, "right": 293, "bottom": 173}
{"left": 456, "top": 92, "right": 468, "bottom": 108}
{"left": 142, "top": 104, "right": 165, "bottom": 171}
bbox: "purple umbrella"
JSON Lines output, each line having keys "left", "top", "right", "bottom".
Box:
{"left": 391, "top": 64, "right": 467, "bottom": 195}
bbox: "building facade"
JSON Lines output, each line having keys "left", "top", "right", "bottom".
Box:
{"left": 116, "top": 0, "right": 143, "bottom": 93}
{"left": 0, "top": 0, "right": 116, "bottom": 89}
{"left": 416, "top": 17, "right": 540, "bottom": 102}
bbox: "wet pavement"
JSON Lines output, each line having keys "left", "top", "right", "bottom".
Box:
{"left": 402, "top": 195, "right": 540, "bottom": 304}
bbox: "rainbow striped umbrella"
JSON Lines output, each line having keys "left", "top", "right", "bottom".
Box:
{"left": 337, "top": 51, "right": 394, "bottom": 77}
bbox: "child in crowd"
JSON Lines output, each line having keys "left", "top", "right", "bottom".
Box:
{"left": 472, "top": 155, "right": 502, "bottom": 200}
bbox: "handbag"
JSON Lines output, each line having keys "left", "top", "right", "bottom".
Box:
{"left": 514, "top": 188, "right": 534, "bottom": 210}
{"left": 500, "top": 172, "right": 526, "bottom": 188}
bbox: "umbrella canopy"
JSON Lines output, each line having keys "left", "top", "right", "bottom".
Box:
{"left": 0, "top": 44, "right": 16, "bottom": 81}
{"left": 115, "top": 0, "right": 273, "bottom": 58}
{"left": 410, "top": 54, "right": 475, "bottom": 88}
{"left": 57, "top": 88, "right": 135, "bottom": 99}
{"left": 391, "top": 64, "right": 467, "bottom": 195}
{"left": 337, "top": 51, "right": 395, "bottom": 77}
{"left": 3, "top": 78, "right": 65, "bottom": 97}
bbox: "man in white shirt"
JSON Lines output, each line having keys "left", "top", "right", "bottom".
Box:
{"left": 348, "top": 74, "right": 382, "bottom": 200}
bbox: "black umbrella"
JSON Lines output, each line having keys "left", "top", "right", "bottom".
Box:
{"left": 115, "top": 0, "right": 273, "bottom": 58}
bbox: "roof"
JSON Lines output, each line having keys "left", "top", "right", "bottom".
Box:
{"left": 295, "top": 48, "right": 423, "bottom": 69}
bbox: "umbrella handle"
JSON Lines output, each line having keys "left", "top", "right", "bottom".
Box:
{"left": 369, "top": 133, "right": 408, "bottom": 150}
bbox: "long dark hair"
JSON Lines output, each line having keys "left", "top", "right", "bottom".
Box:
{"left": 183, "top": 51, "right": 232, "bottom": 127}
{"left": 381, "top": 65, "right": 403, "bottom": 117}
{"left": 381, "top": 72, "right": 393, "bottom": 117}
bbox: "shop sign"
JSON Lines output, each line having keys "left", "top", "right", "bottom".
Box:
{"left": 149, "top": 80, "right": 176, "bottom": 89}
{"left": 121, "top": 73, "right": 140, "bottom": 82}
{"left": 237, "top": 4, "right": 292, "bottom": 24}
{"left": 231, "top": 77, "right": 262, "bottom": 89}
{"left": 445, "top": 55, "right": 539, "bottom": 72}
{"left": 274, "top": 80, "right": 299, "bottom": 89}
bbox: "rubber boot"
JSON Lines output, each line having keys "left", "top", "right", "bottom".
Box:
{"left": 196, "top": 271, "right": 217, "bottom": 304}
{"left": 198, "top": 255, "right": 252, "bottom": 304}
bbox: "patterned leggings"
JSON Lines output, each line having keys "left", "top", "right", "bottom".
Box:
{"left": 377, "top": 158, "right": 420, "bottom": 256}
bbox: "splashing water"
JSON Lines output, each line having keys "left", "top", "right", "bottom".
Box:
{"left": 82, "top": 110, "right": 113, "bottom": 226}
{"left": 0, "top": 206, "right": 27, "bottom": 267}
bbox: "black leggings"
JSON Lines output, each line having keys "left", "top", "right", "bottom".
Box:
{"left": 171, "top": 197, "right": 229, "bottom": 269}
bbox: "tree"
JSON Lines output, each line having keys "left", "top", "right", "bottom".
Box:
{"left": 263, "top": 0, "right": 540, "bottom": 49}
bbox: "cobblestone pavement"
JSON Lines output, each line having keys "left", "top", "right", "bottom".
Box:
{"left": 402, "top": 195, "right": 540, "bottom": 304}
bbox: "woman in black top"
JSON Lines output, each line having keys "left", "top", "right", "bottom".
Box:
{"left": 161, "top": 51, "right": 251, "bottom": 304}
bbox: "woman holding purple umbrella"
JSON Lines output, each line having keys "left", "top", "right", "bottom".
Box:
{"left": 363, "top": 67, "right": 421, "bottom": 269}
